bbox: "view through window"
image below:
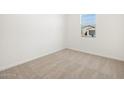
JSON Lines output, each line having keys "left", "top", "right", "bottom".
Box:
{"left": 80, "top": 14, "right": 96, "bottom": 37}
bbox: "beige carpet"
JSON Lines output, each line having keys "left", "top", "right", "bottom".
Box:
{"left": 0, "top": 49, "right": 124, "bottom": 79}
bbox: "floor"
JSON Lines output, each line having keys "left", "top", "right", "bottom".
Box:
{"left": 0, "top": 49, "right": 124, "bottom": 79}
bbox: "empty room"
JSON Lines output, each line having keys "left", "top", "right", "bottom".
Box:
{"left": 0, "top": 14, "right": 124, "bottom": 79}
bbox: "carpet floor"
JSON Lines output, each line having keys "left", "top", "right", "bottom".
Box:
{"left": 0, "top": 49, "right": 124, "bottom": 79}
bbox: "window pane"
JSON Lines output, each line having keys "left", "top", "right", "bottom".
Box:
{"left": 80, "top": 14, "right": 96, "bottom": 37}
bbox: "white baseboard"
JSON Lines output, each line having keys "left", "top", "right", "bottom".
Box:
{"left": 69, "top": 48, "right": 124, "bottom": 62}
{"left": 1, "top": 48, "right": 124, "bottom": 72}
{"left": 0, "top": 48, "right": 65, "bottom": 71}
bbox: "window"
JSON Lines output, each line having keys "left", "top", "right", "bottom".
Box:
{"left": 80, "top": 14, "right": 96, "bottom": 37}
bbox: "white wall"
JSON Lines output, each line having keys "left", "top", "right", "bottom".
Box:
{"left": 0, "top": 14, "right": 67, "bottom": 71}
{"left": 0, "top": 14, "right": 124, "bottom": 71}
{"left": 67, "top": 14, "right": 124, "bottom": 61}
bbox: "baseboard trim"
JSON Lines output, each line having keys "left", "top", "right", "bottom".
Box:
{"left": 68, "top": 48, "right": 124, "bottom": 62}
{"left": 0, "top": 48, "right": 66, "bottom": 72}
{"left": 1, "top": 48, "right": 124, "bottom": 72}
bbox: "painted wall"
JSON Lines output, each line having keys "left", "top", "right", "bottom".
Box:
{"left": 0, "top": 14, "right": 124, "bottom": 71}
{"left": 67, "top": 14, "right": 124, "bottom": 61}
{"left": 0, "top": 14, "right": 66, "bottom": 71}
